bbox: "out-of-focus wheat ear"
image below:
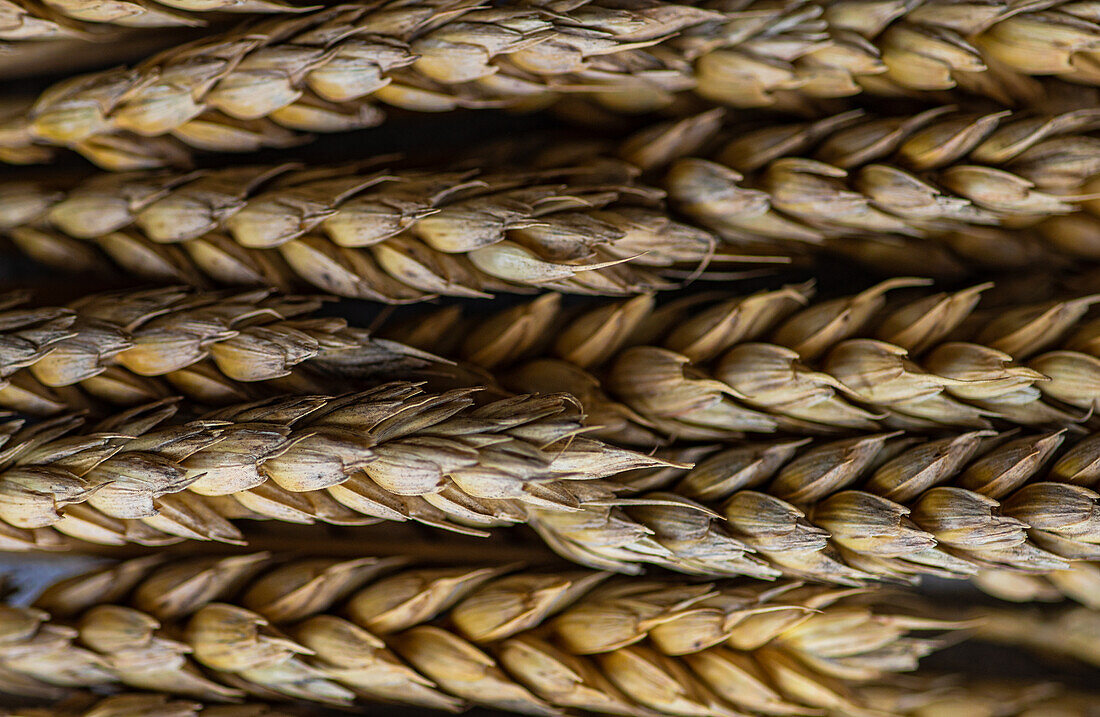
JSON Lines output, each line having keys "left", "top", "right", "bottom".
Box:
{"left": 968, "top": 604, "right": 1100, "bottom": 669}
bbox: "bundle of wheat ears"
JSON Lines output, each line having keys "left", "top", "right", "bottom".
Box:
{"left": 6, "top": 0, "right": 1100, "bottom": 714}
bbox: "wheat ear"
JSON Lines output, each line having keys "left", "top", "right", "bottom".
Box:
{"left": 0, "top": 553, "right": 959, "bottom": 716}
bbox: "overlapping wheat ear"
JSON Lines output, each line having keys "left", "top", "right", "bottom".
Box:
{"left": 618, "top": 106, "right": 1100, "bottom": 277}
{"left": 383, "top": 280, "right": 1100, "bottom": 439}
{"left": 5, "top": 280, "right": 1100, "bottom": 587}
{"left": 0, "top": 285, "right": 448, "bottom": 416}
{"left": 0, "top": 160, "right": 786, "bottom": 299}
{"left": 0, "top": 553, "right": 961, "bottom": 715}
{"left": 0, "top": 382, "right": 669, "bottom": 551}
{"left": 11, "top": 0, "right": 1100, "bottom": 166}
{"left": 362, "top": 283, "right": 1100, "bottom": 588}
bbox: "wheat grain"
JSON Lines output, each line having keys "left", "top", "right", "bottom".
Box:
{"left": 0, "top": 161, "right": 784, "bottom": 298}
{"left": 0, "top": 553, "right": 958, "bottom": 715}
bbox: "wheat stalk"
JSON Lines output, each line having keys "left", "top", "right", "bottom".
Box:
{"left": 619, "top": 107, "right": 1100, "bottom": 275}
{"left": 9, "top": 0, "right": 1100, "bottom": 167}
{"left": 0, "top": 285, "right": 443, "bottom": 416}
{"left": 0, "top": 382, "right": 670, "bottom": 551}
{"left": 0, "top": 161, "right": 784, "bottom": 298}
{"left": 0, "top": 553, "right": 958, "bottom": 715}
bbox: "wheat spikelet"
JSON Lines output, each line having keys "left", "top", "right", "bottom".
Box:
{"left": 0, "top": 383, "right": 672, "bottom": 552}
{"left": 617, "top": 107, "right": 1100, "bottom": 275}
{"left": 0, "top": 553, "right": 958, "bottom": 715}
{"left": 0, "top": 285, "right": 444, "bottom": 416}
{"left": 0, "top": 159, "right": 787, "bottom": 298}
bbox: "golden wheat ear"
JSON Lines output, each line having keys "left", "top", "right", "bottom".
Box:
{"left": 616, "top": 107, "right": 1100, "bottom": 274}
{"left": 7, "top": 0, "right": 1100, "bottom": 167}
{"left": 391, "top": 281, "right": 1100, "bottom": 438}
{"left": 0, "top": 381, "right": 676, "bottom": 550}
{"left": 0, "top": 0, "right": 726, "bottom": 169}
{"left": 0, "top": 553, "right": 961, "bottom": 715}
{"left": 0, "top": 161, "right": 788, "bottom": 297}
{"left": 0, "top": 286, "right": 447, "bottom": 415}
